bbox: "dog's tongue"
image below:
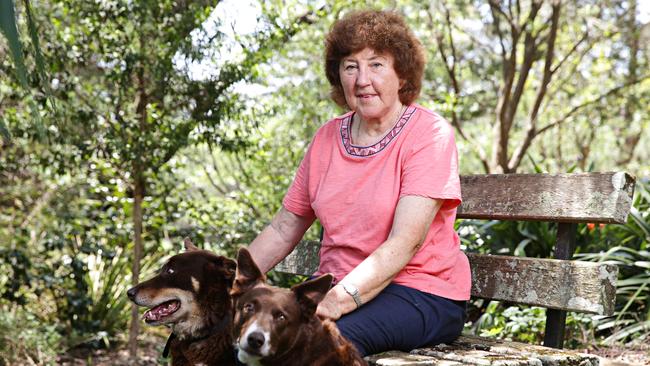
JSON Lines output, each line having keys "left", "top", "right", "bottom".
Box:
{"left": 143, "top": 300, "right": 180, "bottom": 322}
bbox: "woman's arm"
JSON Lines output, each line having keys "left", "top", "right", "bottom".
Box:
{"left": 316, "top": 195, "right": 442, "bottom": 320}
{"left": 247, "top": 206, "right": 315, "bottom": 274}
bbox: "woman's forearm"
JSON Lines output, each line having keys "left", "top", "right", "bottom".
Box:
{"left": 332, "top": 196, "right": 443, "bottom": 316}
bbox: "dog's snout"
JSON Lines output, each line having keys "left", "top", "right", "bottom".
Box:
{"left": 247, "top": 331, "right": 265, "bottom": 350}
{"left": 127, "top": 287, "right": 137, "bottom": 300}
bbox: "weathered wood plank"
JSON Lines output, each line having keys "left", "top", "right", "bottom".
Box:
{"left": 457, "top": 172, "right": 635, "bottom": 223}
{"left": 468, "top": 253, "right": 617, "bottom": 315}
{"left": 274, "top": 239, "right": 320, "bottom": 277}
{"left": 274, "top": 241, "right": 617, "bottom": 315}
{"left": 366, "top": 335, "right": 600, "bottom": 366}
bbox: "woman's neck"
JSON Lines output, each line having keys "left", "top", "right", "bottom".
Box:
{"left": 353, "top": 103, "right": 405, "bottom": 145}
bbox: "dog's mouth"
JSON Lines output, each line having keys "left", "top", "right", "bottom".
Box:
{"left": 143, "top": 300, "right": 181, "bottom": 323}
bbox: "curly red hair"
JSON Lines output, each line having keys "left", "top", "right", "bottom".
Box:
{"left": 325, "top": 10, "right": 426, "bottom": 108}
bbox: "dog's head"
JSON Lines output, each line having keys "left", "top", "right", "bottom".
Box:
{"left": 231, "top": 247, "right": 333, "bottom": 365}
{"left": 127, "top": 239, "right": 237, "bottom": 338}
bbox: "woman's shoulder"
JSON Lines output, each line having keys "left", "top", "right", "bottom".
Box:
{"left": 409, "top": 104, "right": 454, "bottom": 136}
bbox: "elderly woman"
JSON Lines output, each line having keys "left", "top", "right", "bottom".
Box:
{"left": 248, "top": 9, "right": 470, "bottom": 356}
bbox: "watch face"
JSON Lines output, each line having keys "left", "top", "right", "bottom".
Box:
{"left": 344, "top": 284, "right": 357, "bottom": 295}
{"left": 341, "top": 284, "right": 362, "bottom": 307}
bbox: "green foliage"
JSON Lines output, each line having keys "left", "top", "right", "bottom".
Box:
{"left": 469, "top": 302, "right": 597, "bottom": 348}
{"left": 472, "top": 303, "right": 547, "bottom": 344}
{"left": 0, "top": 304, "right": 61, "bottom": 365}
{"left": 576, "top": 180, "right": 650, "bottom": 345}
{"left": 2, "top": 0, "right": 326, "bottom": 354}
{"left": 459, "top": 220, "right": 558, "bottom": 257}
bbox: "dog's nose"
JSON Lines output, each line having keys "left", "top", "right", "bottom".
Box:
{"left": 126, "top": 287, "right": 137, "bottom": 300}
{"left": 247, "top": 332, "right": 265, "bottom": 350}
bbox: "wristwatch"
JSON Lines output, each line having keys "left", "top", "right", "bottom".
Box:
{"left": 339, "top": 283, "right": 363, "bottom": 308}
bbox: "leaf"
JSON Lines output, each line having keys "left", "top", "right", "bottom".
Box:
{"left": 0, "top": 117, "right": 11, "bottom": 143}
{"left": 0, "top": 0, "right": 46, "bottom": 140}
{"left": 0, "top": 0, "right": 28, "bottom": 87}
{"left": 514, "top": 238, "right": 532, "bottom": 257}
{"left": 527, "top": 154, "right": 544, "bottom": 173}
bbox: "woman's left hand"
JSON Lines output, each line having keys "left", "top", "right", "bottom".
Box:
{"left": 315, "top": 285, "right": 348, "bottom": 320}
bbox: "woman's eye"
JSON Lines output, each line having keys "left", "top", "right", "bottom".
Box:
{"left": 371, "top": 62, "right": 382, "bottom": 68}
{"left": 344, "top": 64, "right": 357, "bottom": 71}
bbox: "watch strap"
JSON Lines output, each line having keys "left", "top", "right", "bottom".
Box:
{"left": 340, "top": 283, "right": 363, "bottom": 308}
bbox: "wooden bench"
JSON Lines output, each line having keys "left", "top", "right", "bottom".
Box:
{"left": 275, "top": 172, "right": 636, "bottom": 366}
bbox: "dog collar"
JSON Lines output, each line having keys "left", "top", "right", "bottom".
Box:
{"left": 162, "top": 333, "right": 176, "bottom": 358}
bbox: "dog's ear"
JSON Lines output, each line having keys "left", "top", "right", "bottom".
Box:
{"left": 231, "top": 247, "right": 265, "bottom": 297}
{"left": 184, "top": 238, "right": 199, "bottom": 251}
{"left": 221, "top": 257, "right": 237, "bottom": 280}
{"left": 206, "top": 256, "right": 237, "bottom": 283}
{"left": 291, "top": 274, "right": 333, "bottom": 316}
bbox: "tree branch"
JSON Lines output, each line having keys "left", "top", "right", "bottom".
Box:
{"left": 206, "top": 143, "right": 232, "bottom": 194}
{"left": 488, "top": 0, "right": 509, "bottom": 62}
{"left": 537, "top": 74, "right": 650, "bottom": 136}
{"left": 431, "top": 3, "right": 468, "bottom": 141}
{"left": 508, "top": 0, "right": 561, "bottom": 171}
{"left": 505, "top": 1, "right": 543, "bottom": 130}
{"left": 551, "top": 27, "right": 589, "bottom": 75}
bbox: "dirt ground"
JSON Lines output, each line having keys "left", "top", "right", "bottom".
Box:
{"left": 57, "top": 334, "right": 165, "bottom": 366}
{"left": 577, "top": 344, "right": 650, "bottom": 366}
{"left": 56, "top": 334, "right": 649, "bottom": 366}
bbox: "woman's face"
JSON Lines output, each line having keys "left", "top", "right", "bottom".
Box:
{"left": 339, "top": 48, "right": 404, "bottom": 124}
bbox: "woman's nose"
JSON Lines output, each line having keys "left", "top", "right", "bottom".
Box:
{"left": 355, "top": 66, "right": 370, "bottom": 87}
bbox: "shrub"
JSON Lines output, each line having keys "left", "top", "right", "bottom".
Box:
{"left": 0, "top": 304, "right": 61, "bottom": 365}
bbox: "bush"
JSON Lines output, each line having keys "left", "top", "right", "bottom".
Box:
{"left": 0, "top": 304, "right": 61, "bottom": 365}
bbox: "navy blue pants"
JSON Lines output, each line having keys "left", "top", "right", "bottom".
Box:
{"left": 336, "top": 283, "right": 466, "bottom": 357}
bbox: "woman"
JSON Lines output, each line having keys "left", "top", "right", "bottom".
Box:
{"left": 248, "top": 9, "right": 470, "bottom": 357}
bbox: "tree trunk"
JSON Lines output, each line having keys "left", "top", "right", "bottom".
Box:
{"left": 128, "top": 37, "right": 149, "bottom": 358}
{"left": 128, "top": 174, "right": 145, "bottom": 358}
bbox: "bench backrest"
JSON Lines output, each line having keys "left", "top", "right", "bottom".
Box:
{"left": 457, "top": 172, "right": 634, "bottom": 223}
{"left": 274, "top": 173, "right": 635, "bottom": 319}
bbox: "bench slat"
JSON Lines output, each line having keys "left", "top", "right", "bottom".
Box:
{"left": 468, "top": 253, "right": 617, "bottom": 315}
{"left": 274, "top": 241, "right": 617, "bottom": 315}
{"left": 458, "top": 172, "right": 635, "bottom": 223}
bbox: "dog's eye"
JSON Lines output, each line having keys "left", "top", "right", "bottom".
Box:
{"left": 274, "top": 312, "right": 286, "bottom": 322}
{"left": 243, "top": 303, "right": 254, "bottom": 313}
{"left": 166, "top": 267, "right": 174, "bottom": 275}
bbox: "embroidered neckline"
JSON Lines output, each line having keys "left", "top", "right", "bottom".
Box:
{"left": 340, "top": 105, "right": 416, "bottom": 157}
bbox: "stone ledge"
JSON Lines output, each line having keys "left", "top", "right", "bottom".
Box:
{"left": 366, "top": 335, "right": 600, "bottom": 366}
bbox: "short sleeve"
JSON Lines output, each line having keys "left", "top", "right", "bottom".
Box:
{"left": 282, "top": 142, "right": 317, "bottom": 218}
{"left": 400, "top": 115, "right": 461, "bottom": 209}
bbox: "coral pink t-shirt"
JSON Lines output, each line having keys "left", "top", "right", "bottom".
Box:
{"left": 282, "top": 104, "right": 470, "bottom": 301}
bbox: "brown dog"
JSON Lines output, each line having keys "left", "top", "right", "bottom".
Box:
{"left": 127, "top": 239, "right": 237, "bottom": 365}
{"left": 231, "top": 247, "right": 367, "bottom": 366}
